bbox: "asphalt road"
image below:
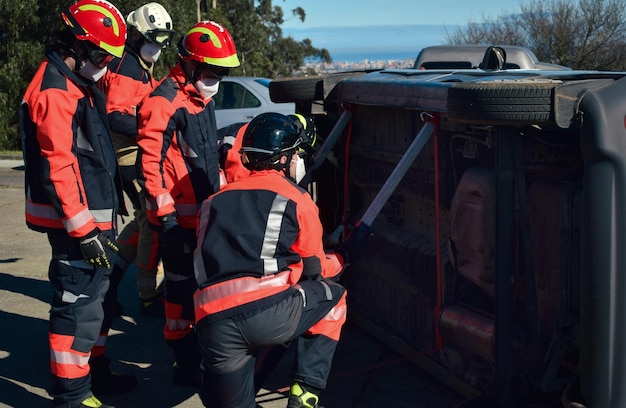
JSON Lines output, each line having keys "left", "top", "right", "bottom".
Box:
{"left": 0, "top": 159, "right": 466, "bottom": 408}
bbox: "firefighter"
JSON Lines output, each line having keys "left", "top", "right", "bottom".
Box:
{"left": 193, "top": 112, "right": 350, "bottom": 408}
{"left": 100, "top": 2, "right": 176, "bottom": 318}
{"left": 19, "top": 1, "right": 136, "bottom": 407}
{"left": 136, "top": 20, "right": 240, "bottom": 387}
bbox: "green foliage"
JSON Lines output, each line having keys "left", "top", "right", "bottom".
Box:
{"left": 0, "top": 0, "right": 329, "bottom": 151}
{"left": 446, "top": 0, "right": 626, "bottom": 70}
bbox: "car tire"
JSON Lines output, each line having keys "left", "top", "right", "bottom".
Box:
{"left": 269, "top": 76, "right": 325, "bottom": 103}
{"left": 447, "top": 82, "right": 556, "bottom": 124}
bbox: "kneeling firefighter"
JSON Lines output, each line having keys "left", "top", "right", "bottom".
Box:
{"left": 193, "top": 112, "right": 363, "bottom": 408}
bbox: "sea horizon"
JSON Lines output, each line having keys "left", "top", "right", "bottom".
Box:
{"left": 329, "top": 50, "right": 418, "bottom": 63}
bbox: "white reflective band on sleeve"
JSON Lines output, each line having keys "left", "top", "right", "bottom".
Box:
{"left": 166, "top": 317, "right": 194, "bottom": 331}
{"left": 222, "top": 135, "right": 236, "bottom": 146}
{"left": 155, "top": 192, "right": 175, "bottom": 209}
{"left": 25, "top": 200, "right": 60, "bottom": 220}
{"left": 63, "top": 207, "right": 94, "bottom": 233}
{"left": 90, "top": 209, "right": 114, "bottom": 223}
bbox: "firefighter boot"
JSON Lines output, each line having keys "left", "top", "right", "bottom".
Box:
{"left": 170, "top": 333, "right": 202, "bottom": 388}
{"left": 54, "top": 394, "right": 114, "bottom": 408}
{"left": 287, "top": 383, "right": 321, "bottom": 408}
{"left": 89, "top": 356, "right": 137, "bottom": 395}
{"left": 76, "top": 395, "right": 113, "bottom": 408}
{"left": 172, "top": 361, "right": 202, "bottom": 388}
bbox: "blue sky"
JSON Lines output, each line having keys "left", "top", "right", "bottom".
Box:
{"left": 278, "top": 0, "right": 523, "bottom": 61}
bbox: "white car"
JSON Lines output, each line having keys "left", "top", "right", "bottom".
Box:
{"left": 213, "top": 76, "right": 295, "bottom": 130}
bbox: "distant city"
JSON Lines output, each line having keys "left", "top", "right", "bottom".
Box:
{"left": 300, "top": 56, "right": 415, "bottom": 74}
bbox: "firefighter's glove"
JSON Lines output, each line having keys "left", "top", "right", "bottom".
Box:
{"left": 80, "top": 228, "right": 118, "bottom": 269}
{"left": 337, "top": 222, "right": 371, "bottom": 265}
{"left": 158, "top": 213, "right": 186, "bottom": 248}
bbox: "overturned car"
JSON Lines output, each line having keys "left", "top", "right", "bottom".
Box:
{"left": 269, "top": 46, "right": 626, "bottom": 408}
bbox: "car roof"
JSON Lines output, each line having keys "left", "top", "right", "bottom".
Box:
{"left": 414, "top": 44, "right": 570, "bottom": 70}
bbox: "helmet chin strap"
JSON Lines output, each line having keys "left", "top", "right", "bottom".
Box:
{"left": 68, "top": 40, "right": 89, "bottom": 71}
{"left": 180, "top": 59, "right": 196, "bottom": 84}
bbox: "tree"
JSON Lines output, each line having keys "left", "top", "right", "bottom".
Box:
{"left": 206, "top": 0, "right": 331, "bottom": 78}
{"left": 446, "top": 0, "right": 626, "bottom": 70}
{"left": 0, "top": 0, "right": 329, "bottom": 151}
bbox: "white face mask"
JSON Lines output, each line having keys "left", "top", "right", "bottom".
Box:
{"left": 194, "top": 77, "right": 220, "bottom": 100}
{"left": 140, "top": 42, "right": 162, "bottom": 63}
{"left": 289, "top": 154, "right": 306, "bottom": 183}
{"left": 78, "top": 60, "right": 107, "bottom": 82}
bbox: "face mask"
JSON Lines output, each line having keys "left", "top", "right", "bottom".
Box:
{"left": 78, "top": 60, "right": 107, "bottom": 82}
{"left": 194, "top": 77, "right": 220, "bottom": 100}
{"left": 289, "top": 154, "right": 306, "bottom": 183}
{"left": 140, "top": 42, "right": 162, "bottom": 63}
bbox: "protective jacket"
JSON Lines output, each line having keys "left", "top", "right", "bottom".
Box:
{"left": 193, "top": 169, "right": 344, "bottom": 328}
{"left": 137, "top": 63, "right": 223, "bottom": 228}
{"left": 222, "top": 122, "right": 251, "bottom": 183}
{"left": 100, "top": 48, "right": 156, "bottom": 164}
{"left": 20, "top": 49, "right": 119, "bottom": 238}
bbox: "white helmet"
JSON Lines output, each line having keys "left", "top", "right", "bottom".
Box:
{"left": 127, "top": 2, "right": 175, "bottom": 47}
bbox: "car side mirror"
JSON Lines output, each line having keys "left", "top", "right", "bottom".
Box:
{"left": 479, "top": 46, "right": 507, "bottom": 70}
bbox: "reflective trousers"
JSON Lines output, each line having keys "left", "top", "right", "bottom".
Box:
{"left": 46, "top": 230, "right": 115, "bottom": 405}
{"left": 196, "top": 279, "right": 347, "bottom": 408}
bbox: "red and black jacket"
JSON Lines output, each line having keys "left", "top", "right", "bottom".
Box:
{"left": 193, "top": 169, "right": 344, "bottom": 328}
{"left": 136, "top": 63, "right": 223, "bottom": 229}
{"left": 100, "top": 49, "right": 156, "bottom": 140}
{"left": 20, "top": 48, "right": 120, "bottom": 238}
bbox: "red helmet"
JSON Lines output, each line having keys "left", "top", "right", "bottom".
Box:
{"left": 61, "top": 0, "right": 127, "bottom": 58}
{"left": 178, "top": 21, "right": 240, "bottom": 68}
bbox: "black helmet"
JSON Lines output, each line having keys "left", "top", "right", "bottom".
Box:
{"left": 288, "top": 113, "right": 317, "bottom": 154}
{"left": 241, "top": 113, "right": 304, "bottom": 170}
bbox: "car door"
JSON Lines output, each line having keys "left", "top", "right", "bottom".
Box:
{"left": 212, "top": 78, "right": 264, "bottom": 129}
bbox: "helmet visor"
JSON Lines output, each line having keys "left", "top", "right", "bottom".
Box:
{"left": 198, "top": 64, "right": 230, "bottom": 80}
{"left": 88, "top": 47, "right": 114, "bottom": 68}
{"left": 144, "top": 29, "right": 175, "bottom": 47}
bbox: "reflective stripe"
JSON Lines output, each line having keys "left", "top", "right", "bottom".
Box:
{"left": 164, "top": 302, "right": 193, "bottom": 340}
{"left": 49, "top": 333, "right": 90, "bottom": 379}
{"left": 194, "top": 197, "right": 213, "bottom": 284}
{"left": 261, "top": 195, "right": 289, "bottom": 276}
{"left": 61, "top": 290, "right": 90, "bottom": 304}
{"left": 179, "top": 136, "right": 199, "bottom": 158}
{"left": 76, "top": 126, "right": 94, "bottom": 151}
{"left": 194, "top": 271, "right": 291, "bottom": 321}
{"left": 306, "top": 292, "right": 347, "bottom": 341}
{"left": 196, "top": 271, "right": 290, "bottom": 303}
{"left": 91, "top": 209, "right": 113, "bottom": 223}
{"left": 166, "top": 317, "right": 194, "bottom": 332}
{"left": 320, "top": 280, "right": 332, "bottom": 300}
{"left": 222, "top": 135, "right": 236, "bottom": 146}
{"left": 25, "top": 199, "right": 59, "bottom": 221}
{"left": 50, "top": 350, "right": 90, "bottom": 372}
{"left": 64, "top": 207, "right": 94, "bottom": 233}
{"left": 155, "top": 192, "right": 175, "bottom": 210}
{"left": 219, "top": 169, "right": 227, "bottom": 188}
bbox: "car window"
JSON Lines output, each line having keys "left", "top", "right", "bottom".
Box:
{"left": 214, "top": 81, "right": 261, "bottom": 110}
